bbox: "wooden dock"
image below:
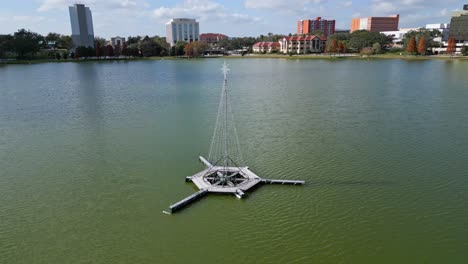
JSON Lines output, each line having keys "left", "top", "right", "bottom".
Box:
{"left": 261, "top": 179, "right": 305, "bottom": 185}
{"left": 168, "top": 189, "right": 208, "bottom": 213}
{"left": 166, "top": 156, "right": 305, "bottom": 214}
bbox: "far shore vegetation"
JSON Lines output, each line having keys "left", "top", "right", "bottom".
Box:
{"left": 1, "top": 28, "right": 467, "bottom": 65}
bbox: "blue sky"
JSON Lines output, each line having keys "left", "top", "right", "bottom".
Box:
{"left": 0, "top": 0, "right": 464, "bottom": 38}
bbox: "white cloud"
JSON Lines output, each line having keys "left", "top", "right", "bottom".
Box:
{"left": 439, "top": 8, "right": 448, "bottom": 16}
{"left": 340, "top": 1, "right": 352, "bottom": 7}
{"left": 37, "top": 0, "right": 146, "bottom": 12}
{"left": 13, "top": 15, "right": 46, "bottom": 22}
{"left": 370, "top": 1, "right": 397, "bottom": 14}
{"left": 367, "top": 0, "right": 457, "bottom": 27}
{"left": 0, "top": 14, "right": 52, "bottom": 31}
{"left": 37, "top": 0, "right": 68, "bottom": 12}
{"left": 244, "top": 0, "right": 329, "bottom": 17}
{"left": 244, "top": 0, "right": 324, "bottom": 9}
{"left": 369, "top": 0, "right": 438, "bottom": 15}
{"left": 153, "top": 0, "right": 260, "bottom": 24}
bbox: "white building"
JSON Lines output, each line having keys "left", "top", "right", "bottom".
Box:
{"left": 382, "top": 28, "right": 420, "bottom": 46}
{"left": 166, "top": 18, "right": 199, "bottom": 46}
{"left": 69, "top": 4, "right": 94, "bottom": 48}
{"left": 425, "top": 23, "right": 450, "bottom": 42}
{"left": 110, "top": 37, "right": 125, "bottom": 47}
{"left": 279, "top": 36, "right": 327, "bottom": 54}
{"left": 252, "top": 42, "right": 280, "bottom": 53}
{"left": 383, "top": 24, "right": 450, "bottom": 47}
{"left": 431, "top": 41, "right": 466, "bottom": 55}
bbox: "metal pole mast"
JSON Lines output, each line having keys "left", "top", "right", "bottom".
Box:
{"left": 222, "top": 62, "right": 229, "bottom": 176}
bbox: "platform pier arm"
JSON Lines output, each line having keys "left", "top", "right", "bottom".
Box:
{"left": 260, "top": 179, "right": 305, "bottom": 185}
{"left": 168, "top": 189, "right": 209, "bottom": 214}
{"left": 199, "top": 156, "right": 213, "bottom": 168}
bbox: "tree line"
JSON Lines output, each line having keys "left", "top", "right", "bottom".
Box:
{"left": 0, "top": 29, "right": 72, "bottom": 59}
{"left": 0, "top": 29, "right": 211, "bottom": 60}
{"left": 2, "top": 28, "right": 464, "bottom": 60}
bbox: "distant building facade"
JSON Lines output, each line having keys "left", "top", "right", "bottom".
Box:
{"left": 166, "top": 18, "right": 199, "bottom": 46}
{"left": 351, "top": 15, "right": 399, "bottom": 33}
{"left": 425, "top": 24, "right": 450, "bottom": 42}
{"left": 279, "top": 35, "right": 327, "bottom": 54}
{"left": 382, "top": 28, "right": 420, "bottom": 46}
{"left": 297, "top": 17, "right": 335, "bottom": 37}
{"left": 252, "top": 42, "right": 280, "bottom": 53}
{"left": 449, "top": 6, "right": 468, "bottom": 42}
{"left": 69, "top": 4, "right": 94, "bottom": 48}
{"left": 110, "top": 36, "right": 126, "bottom": 47}
{"left": 200, "top": 33, "right": 228, "bottom": 44}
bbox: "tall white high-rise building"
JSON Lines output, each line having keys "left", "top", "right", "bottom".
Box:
{"left": 166, "top": 18, "right": 199, "bottom": 46}
{"left": 69, "top": 4, "right": 94, "bottom": 48}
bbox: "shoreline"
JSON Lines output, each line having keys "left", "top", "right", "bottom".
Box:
{"left": 0, "top": 57, "right": 176, "bottom": 65}
{"left": 226, "top": 54, "right": 468, "bottom": 61}
{"left": 1, "top": 54, "right": 467, "bottom": 65}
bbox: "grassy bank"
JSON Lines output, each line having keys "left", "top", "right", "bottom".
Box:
{"left": 225, "top": 53, "right": 468, "bottom": 61}
{"left": 0, "top": 56, "right": 182, "bottom": 65}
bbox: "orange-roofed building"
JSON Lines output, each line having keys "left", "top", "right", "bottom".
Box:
{"left": 199, "top": 33, "right": 228, "bottom": 44}
{"left": 350, "top": 15, "right": 399, "bottom": 33}
{"left": 279, "top": 35, "right": 327, "bottom": 54}
{"left": 252, "top": 42, "right": 280, "bottom": 53}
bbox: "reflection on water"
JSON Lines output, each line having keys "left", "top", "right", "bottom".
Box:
{"left": 1, "top": 59, "right": 468, "bottom": 263}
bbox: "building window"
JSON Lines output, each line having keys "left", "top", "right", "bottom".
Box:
{"left": 178, "top": 24, "right": 182, "bottom": 41}
{"left": 189, "top": 24, "right": 193, "bottom": 41}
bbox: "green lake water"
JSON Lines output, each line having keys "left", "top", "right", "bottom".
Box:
{"left": 1, "top": 59, "right": 467, "bottom": 263}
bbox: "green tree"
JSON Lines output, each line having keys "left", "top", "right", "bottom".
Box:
{"left": 0, "top": 34, "right": 14, "bottom": 58}
{"left": 45, "top": 32, "right": 61, "bottom": 48}
{"left": 311, "top": 30, "right": 325, "bottom": 37}
{"left": 12, "top": 29, "right": 43, "bottom": 59}
{"left": 174, "top": 41, "right": 187, "bottom": 56}
{"left": 127, "top": 36, "right": 141, "bottom": 45}
{"left": 329, "top": 32, "right": 351, "bottom": 41}
{"left": 75, "top": 46, "right": 95, "bottom": 58}
{"left": 140, "top": 40, "right": 163, "bottom": 57}
{"left": 461, "top": 45, "right": 468, "bottom": 56}
{"left": 348, "top": 30, "right": 392, "bottom": 52}
{"left": 126, "top": 43, "right": 140, "bottom": 56}
{"left": 150, "top": 36, "right": 170, "bottom": 54}
{"left": 372, "top": 43, "right": 381, "bottom": 54}
{"left": 403, "top": 29, "right": 440, "bottom": 49}
{"left": 59, "top": 35, "right": 72, "bottom": 50}
{"left": 360, "top": 47, "right": 374, "bottom": 55}
{"left": 193, "top": 41, "right": 208, "bottom": 56}
{"left": 94, "top": 37, "right": 106, "bottom": 47}
{"left": 184, "top": 42, "right": 207, "bottom": 57}
{"left": 217, "top": 38, "right": 229, "bottom": 49}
